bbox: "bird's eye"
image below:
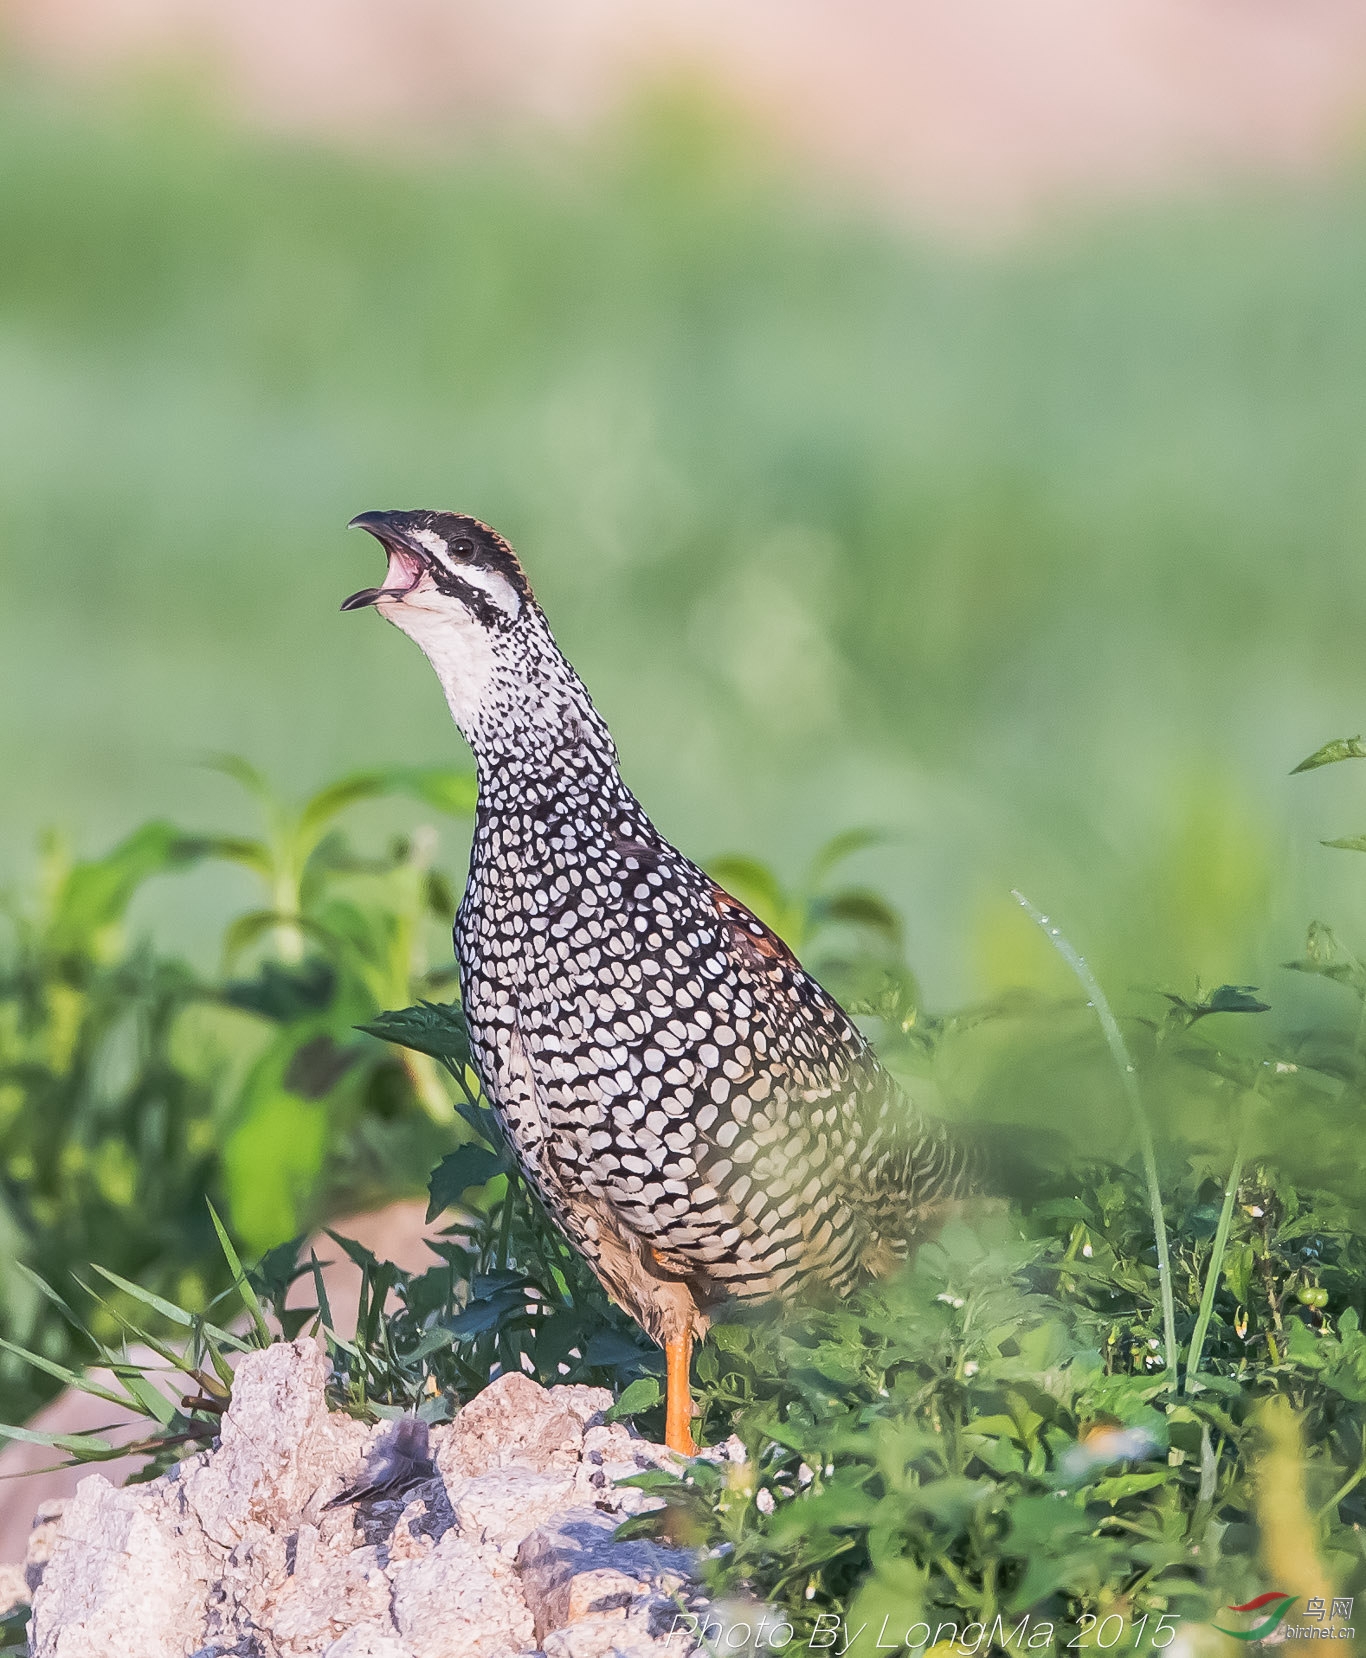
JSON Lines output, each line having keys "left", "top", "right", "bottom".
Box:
{"left": 450, "top": 537, "right": 475, "bottom": 557}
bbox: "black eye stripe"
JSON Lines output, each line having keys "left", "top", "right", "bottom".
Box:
{"left": 431, "top": 568, "right": 513, "bottom": 630}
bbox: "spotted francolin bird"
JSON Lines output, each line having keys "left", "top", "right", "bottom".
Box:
{"left": 343, "top": 510, "right": 978, "bottom": 1453}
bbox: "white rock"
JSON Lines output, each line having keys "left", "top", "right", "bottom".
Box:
{"left": 323, "top": 1624, "right": 420, "bottom": 1658}
{"left": 29, "top": 1476, "right": 208, "bottom": 1658}
{"left": 25, "top": 1340, "right": 697, "bottom": 1658}
{"left": 547, "top": 1384, "right": 615, "bottom": 1429}
{"left": 390, "top": 1532, "right": 535, "bottom": 1657}
{"left": 448, "top": 1466, "right": 578, "bottom": 1553}
{"left": 268, "top": 1539, "right": 394, "bottom": 1652}
{"left": 517, "top": 1508, "right": 691, "bottom": 1644}
{"left": 180, "top": 1338, "right": 366, "bottom": 1546}
{"left": 575, "top": 1424, "right": 677, "bottom": 1517}
{"left": 439, "top": 1373, "right": 592, "bottom": 1479}
{"left": 542, "top": 1611, "right": 697, "bottom": 1658}
{"left": 0, "top": 1560, "right": 28, "bottom": 1614}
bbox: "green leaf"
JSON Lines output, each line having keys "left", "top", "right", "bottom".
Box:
{"left": 1292, "top": 735, "right": 1366, "bottom": 773}
{"left": 283, "top": 1034, "right": 362, "bottom": 1100}
{"left": 1321, "top": 836, "right": 1366, "bottom": 853}
{"left": 0, "top": 1336, "right": 139, "bottom": 1411}
{"left": 1222, "top": 1242, "right": 1255, "bottom": 1307}
{"left": 611, "top": 1508, "right": 678, "bottom": 1543}
{"left": 49, "top": 822, "right": 212, "bottom": 951}
{"left": 202, "top": 1330, "right": 239, "bottom": 1391}
{"left": 427, "top": 1144, "right": 506, "bottom": 1220}
{"left": 1203, "top": 985, "right": 1270, "bottom": 1015}
{"left": 806, "top": 827, "right": 885, "bottom": 886}
{"left": 220, "top": 1048, "right": 329, "bottom": 1253}
{"left": 308, "top": 1250, "right": 335, "bottom": 1336}
{"left": 1031, "top": 1198, "right": 1096, "bottom": 1223}
{"left": 706, "top": 856, "right": 787, "bottom": 929}
{"left": 298, "top": 766, "right": 477, "bottom": 850}
{"left": 0, "top": 1421, "right": 119, "bottom": 1456}
{"left": 88, "top": 1265, "right": 198, "bottom": 1327}
{"left": 202, "top": 753, "right": 274, "bottom": 801}
{"left": 221, "top": 910, "right": 343, "bottom": 966}
{"left": 810, "top": 888, "right": 903, "bottom": 948}
{"left": 444, "top": 1296, "right": 524, "bottom": 1339}
{"left": 221, "top": 958, "right": 336, "bottom": 1022}
{"left": 383, "top": 767, "right": 479, "bottom": 818}
{"left": 189, "top": 835, "right": 274, "bottom": 879}
{"left": 606, "top": 1376, "right": 663, "bottom": 1421}
{"left": 117, "top": 1370, "right": 178, "bottom": 1427}
{"left": 359, "top": 1000, "right": 472, "bottom": 1068}
{"left": 248, "top": 1236, "right": 308, "bottom": 1306}
{"left": 583, "top": 1330, "right": 654, "bottom": 1368}
{"left": 1282, "top": 921, "right": 1366, "bottom": 997}
{"left": 708, "top": 1323, "right": 755, "bottom": 1355}
{"left": 276, "top": 1306, "right": 319, "bottom": 1342}
{"left": 208, "top": 1200, "right": 272, "bottom": 1346}
{"left": 1088, "top": 1471, "right": 1169, "bottom": 1504}
{"left": 297, "top": 773, "right": 402, "bottom": 846}
{"left": 323, "top": 1229, "right": 382, "bottom": 1276}
{"left": 426, "top": 870, "right": 458, "bottom": 918}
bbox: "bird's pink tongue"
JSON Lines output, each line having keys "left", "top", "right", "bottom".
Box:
{"left": 385, "top": 546, "right": 425, "bottom": 592}
{"left": 341, "top": 544, "right": 427, "bottom": 612}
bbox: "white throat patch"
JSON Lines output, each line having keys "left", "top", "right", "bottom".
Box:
{"left": 380, "top": 591, "right": 504, "bottom": 737}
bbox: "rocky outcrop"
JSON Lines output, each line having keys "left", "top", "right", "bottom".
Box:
{"left": 11, "top": 1340, "right": 700, "bottom": 1658}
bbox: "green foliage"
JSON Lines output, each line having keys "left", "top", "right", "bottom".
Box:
{"left": 1292, "top": 737, "right": 1366, "bottom": 775}
{"left": 0, "top": 763, "right": 474, "bottom": 1421}
{"left": 613, "top": 1172, "right": 1366, "bottom": 1646}
{"left": 8, "top": 764, "right": 1366, "bottom": 1645}
{"left": 0, "top": 826, "right": 223, "bottom": 1425}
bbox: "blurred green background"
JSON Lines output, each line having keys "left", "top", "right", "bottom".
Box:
{"left": 4, "top": 71, "right": 1366, "bottom": 1013}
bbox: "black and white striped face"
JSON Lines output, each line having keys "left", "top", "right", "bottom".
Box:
{"left": 344, "top": 510, "right": 528, "bottom": 629}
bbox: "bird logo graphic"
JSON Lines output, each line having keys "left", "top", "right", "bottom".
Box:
{"left": 1213, "top": 1593, "right": 1297, "bottom": 1640}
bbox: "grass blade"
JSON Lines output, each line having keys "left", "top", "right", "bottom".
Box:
{"left": 88, "top": 1264, "right": 199, "bottom": 1326}
{"left": 0, "top": 1422, "right": 119, "bottom": 1456}
{"left": 1012, "top": 889, "right": 1179, "bottom": 1387}
{"left": 0, "top": 1336, "right": 140, "bottom": 1410}
{"left": 208, "top": 1200, "right": 271, "bottom": 1347}
{"left": 309, "top": 1249, "right": 336, "bottom": 1338}
{"left": 1183, "top": 1114, "right": 1248, "bottom": 1393}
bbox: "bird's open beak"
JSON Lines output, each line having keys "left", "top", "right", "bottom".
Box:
{"left": 341, "top": 512, "right": 431, "bottom": 611}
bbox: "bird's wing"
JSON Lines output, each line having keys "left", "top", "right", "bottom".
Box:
{"left": 702, "top": 881, "right": 974, "bottom": 1240}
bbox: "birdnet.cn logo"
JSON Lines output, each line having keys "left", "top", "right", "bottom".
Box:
{"left": 1214, "top": 1593, "right": 1356, "bottom": 1641}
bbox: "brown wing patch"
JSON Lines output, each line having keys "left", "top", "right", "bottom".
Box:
{"left": 711, "top": 886, "right": 800, "bottom": 968}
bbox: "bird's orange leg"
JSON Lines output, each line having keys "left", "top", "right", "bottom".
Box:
{"left": 664, "top": 1329, "right": 696, "bottom": 1456}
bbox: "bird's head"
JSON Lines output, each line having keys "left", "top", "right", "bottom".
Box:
{"left": 343, "top": 509, "right": 530, "bottom": 631}
{"left": 343, "top": 509, "right": 610, "bottom": 770}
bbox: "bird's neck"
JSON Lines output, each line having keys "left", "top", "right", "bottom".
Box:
{"left": 427, "top": 622, "right": 626, "bottom": 817}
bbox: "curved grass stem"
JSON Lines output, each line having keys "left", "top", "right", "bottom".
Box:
{"left": 1011, "top": 890, "right": 1178, "bottom": 1388}
{"left": 1183, "top": 1103, "right": 1248, "bottom": 1393}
